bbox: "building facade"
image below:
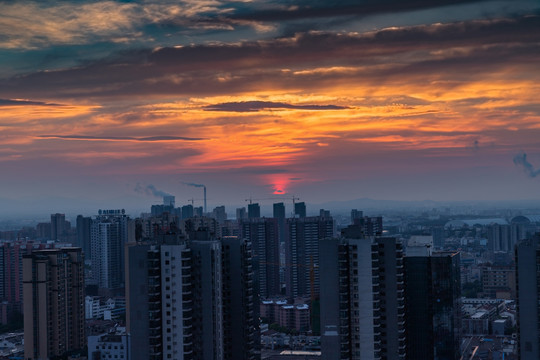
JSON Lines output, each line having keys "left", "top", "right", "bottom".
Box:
{"left": 126, "top": 230, "right": 258, "bottom": 360}
{"left": 91, "top": 210, "right": 134, "bottom": 291}
{"left": 23, "top": 248, "right": 85, "bottom": 359}
{"left": 320, "top": 229, "right": 406, "bottom": 360}
{"left": 241, "top": 218, "right": 281, "bottom": 298}
{"left": 285, "top": 216, "right": 334, "bottom": 299}
{"left": 516, "top": 235, "right": 540, "bottom": 359}
{"left": 404, "top": 252, "right": 461, "bottom": 360}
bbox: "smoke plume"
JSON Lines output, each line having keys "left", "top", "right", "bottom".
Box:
{"left": 181, "top": 181, "right": 205, "bottom": 188}
{"left": 135, "top": 183, "right": 172, "bottom": 197}
{"left": 513, "top": 152, "right": 540, "bottom": 178}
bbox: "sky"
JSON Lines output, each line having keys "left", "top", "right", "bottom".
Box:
{"left": 1, "top": 0, "right": 540, "bottom": 217}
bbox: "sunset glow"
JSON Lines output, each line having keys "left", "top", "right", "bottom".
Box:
{"left": 1, "top": 1, "right": 540, "bottom": 214}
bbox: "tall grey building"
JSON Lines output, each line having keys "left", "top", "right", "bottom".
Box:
{"left": 76, "top": 215, "right": 92, "bottom": 259}
{"left": 236, "top": 207, "right": 248, "bottom": 221}
{"left": 285, "top": 216, "right": 334, "bottom": 299}
{"left": 50, "top": 213, "right": 67, "bottom": 240}
{"left": 91, "top": 209, "right": 134, "bottom": 292}
{"left": 273, "top": 202, "right": 286, "bottom": 244}
{"left": 190, "top": 239, "right": 224, "bottom": 359}
{"left": 320, "top": 226, "right": 406, "bottom": 360}
{"left": 23, "top": 248, "right": 85, "bottom": 359}
{"left": 222, "top": 236, "right": 258, "bottom": 360}
{"left": 487, "top": 224, "right": 512, "bottom": 252}
{"left": 163, "top": 195, "right": 175, "bottom": 208}
{"left": 516, "top": 234, "right": 540, "bottom": 359}
{"left": 126, "top": 238, "right": 195, "bottom": 360}
{"left": 126, "top": 229, "right": 258, "bottom": 360}
{"left": 241, "top": 218, "right": 280, "bottom": 298}
{"left": 212, "top": 206, "right": 227, "bottom": 224}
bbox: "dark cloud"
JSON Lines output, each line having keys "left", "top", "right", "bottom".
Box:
{"left": 230, "top": 0, "right": 494, "bottom": 22}
{"left": 204, "top": 101, "right": 347, "bottom": 112}
{"left": 38, "top": 135, "right": 205, "bottom": 141}
{"left": 2, "top": 15, "right": 539, "bottom": 100}
{"left": 0, "top": 98, "right": 58, "bottom": 106}
{"left": 221, "top": 167, "right": 291, "bottom": 175}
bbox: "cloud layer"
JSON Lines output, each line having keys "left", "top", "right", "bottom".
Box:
{"left": 1, "top": 1, "right": 540, "bottom": 207}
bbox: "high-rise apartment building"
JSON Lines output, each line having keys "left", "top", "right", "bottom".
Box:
{"left": 285, "top": 216, "right": 334, "bottom": 299}
{"left": 50, "top": 213, "right": 67, "bottom": 240}
{"left": 319, "top": 228, "right": 406, "bottom": 360}
{"left": 273, "top": 203, "right": 285, "bottom": 220}
{"left": 222, "top": 236, "right": 258, "bottom": 360}
{"left": 236, "top": 207, "right": 247, "bottom": 221}
{"left": 0, "top": 242, "right": 26, "bottom": 314}
{"left": 294, "top": 202, "right": 306, "bottom": 218}
{"left": 241, "top": 218, "right": 280, "bottom": 298}
{"left": 212, "top": 205, "right": 227, "bottom": 224}
{"left": 126, "top": 229, "right": 258, "bottom": 360}
{"left": 404, "top": 252, "right": 461, "bottom": 360}
{"left": 516, "top": 235, "right": 540, "bottom": 359}
{"left": 126, "top": 238, "right": 195, "bottom": 360}
{"left": 182, "top": 204, "right": 194, "bottom": 220}
{"left": 190, "top": 239, "right": 224, "bottom": 359}
{"left": 0, "top": 241, "right": 68, "bottom": 322}
{"left": 163, "top": 195, "right": 176, "bottom": 208}
{"left": 76, "top": 215, "right": 92, "bottom": 259}
{"left": 350, "top": 209, "right": 363, "bottom": 224}
{"left": 273, "top": 202, "right": 286, "bottom": 245}
{"left": 248, "top": 203, "right": 261, "bottom": 219}
{"left": 91, "top": 209, "right": 134, "bottom": 292}
{"left": 23, "top": 248, "right": 85, "bottom": 359}
{"left": 487, "top": 224, "right": 513, "bottom": 252}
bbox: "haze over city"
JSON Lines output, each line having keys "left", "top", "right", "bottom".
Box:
{"left": 1, "top": 0, "right": 540, "bottom": 218}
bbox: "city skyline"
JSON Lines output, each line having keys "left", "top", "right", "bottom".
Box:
{"left": 1, "top": 0, "right": 540, "bottom": 216}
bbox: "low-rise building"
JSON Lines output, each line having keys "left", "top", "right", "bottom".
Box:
{"left": 88, "top": 327, "right": 130, "bottom": 360}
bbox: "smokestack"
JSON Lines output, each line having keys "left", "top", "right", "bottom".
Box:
{"left": 180, "top": 181, "right": 207, "bottom": 212}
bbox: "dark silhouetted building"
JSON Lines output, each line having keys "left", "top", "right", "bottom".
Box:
{"left": 248, "top": 203, "right": 261, "bottom": 219}
{"left": 76, "top": 215, "right": 92, "bottom": 258}
{"left": 273, "top": 202, "right": 285, "bottom": 219}
{"left": 273, "top": 202, "right": 286, "bottom": 244}
{"left": 294, "top": 202, "right": 306, "bottom": 218}
{"left": 404, "top": 252, "right": 461, "bottom": 360}
{"left": 241, "top": 218, "right": 280, "bottom": 298}
{"left": 516, "top": 235, "right": 540, "bottom": 359}
{"left": 222, "top": 236, "right": 258, "bottom": 360}
{"left": 50, "top": 213, "right": 67, "bottom": 240}
{"left": 285, "top": 216, "right": 334, "bottom": 299}
{"left": 182, "top": 204, "right": 194, "bottom": 219}
{"left": 237, "top": 207, "right": 248, "bottom": 221}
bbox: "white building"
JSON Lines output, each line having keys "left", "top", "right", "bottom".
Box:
{"left": 88, "top": 328, "right": 130, "bottom": 360}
